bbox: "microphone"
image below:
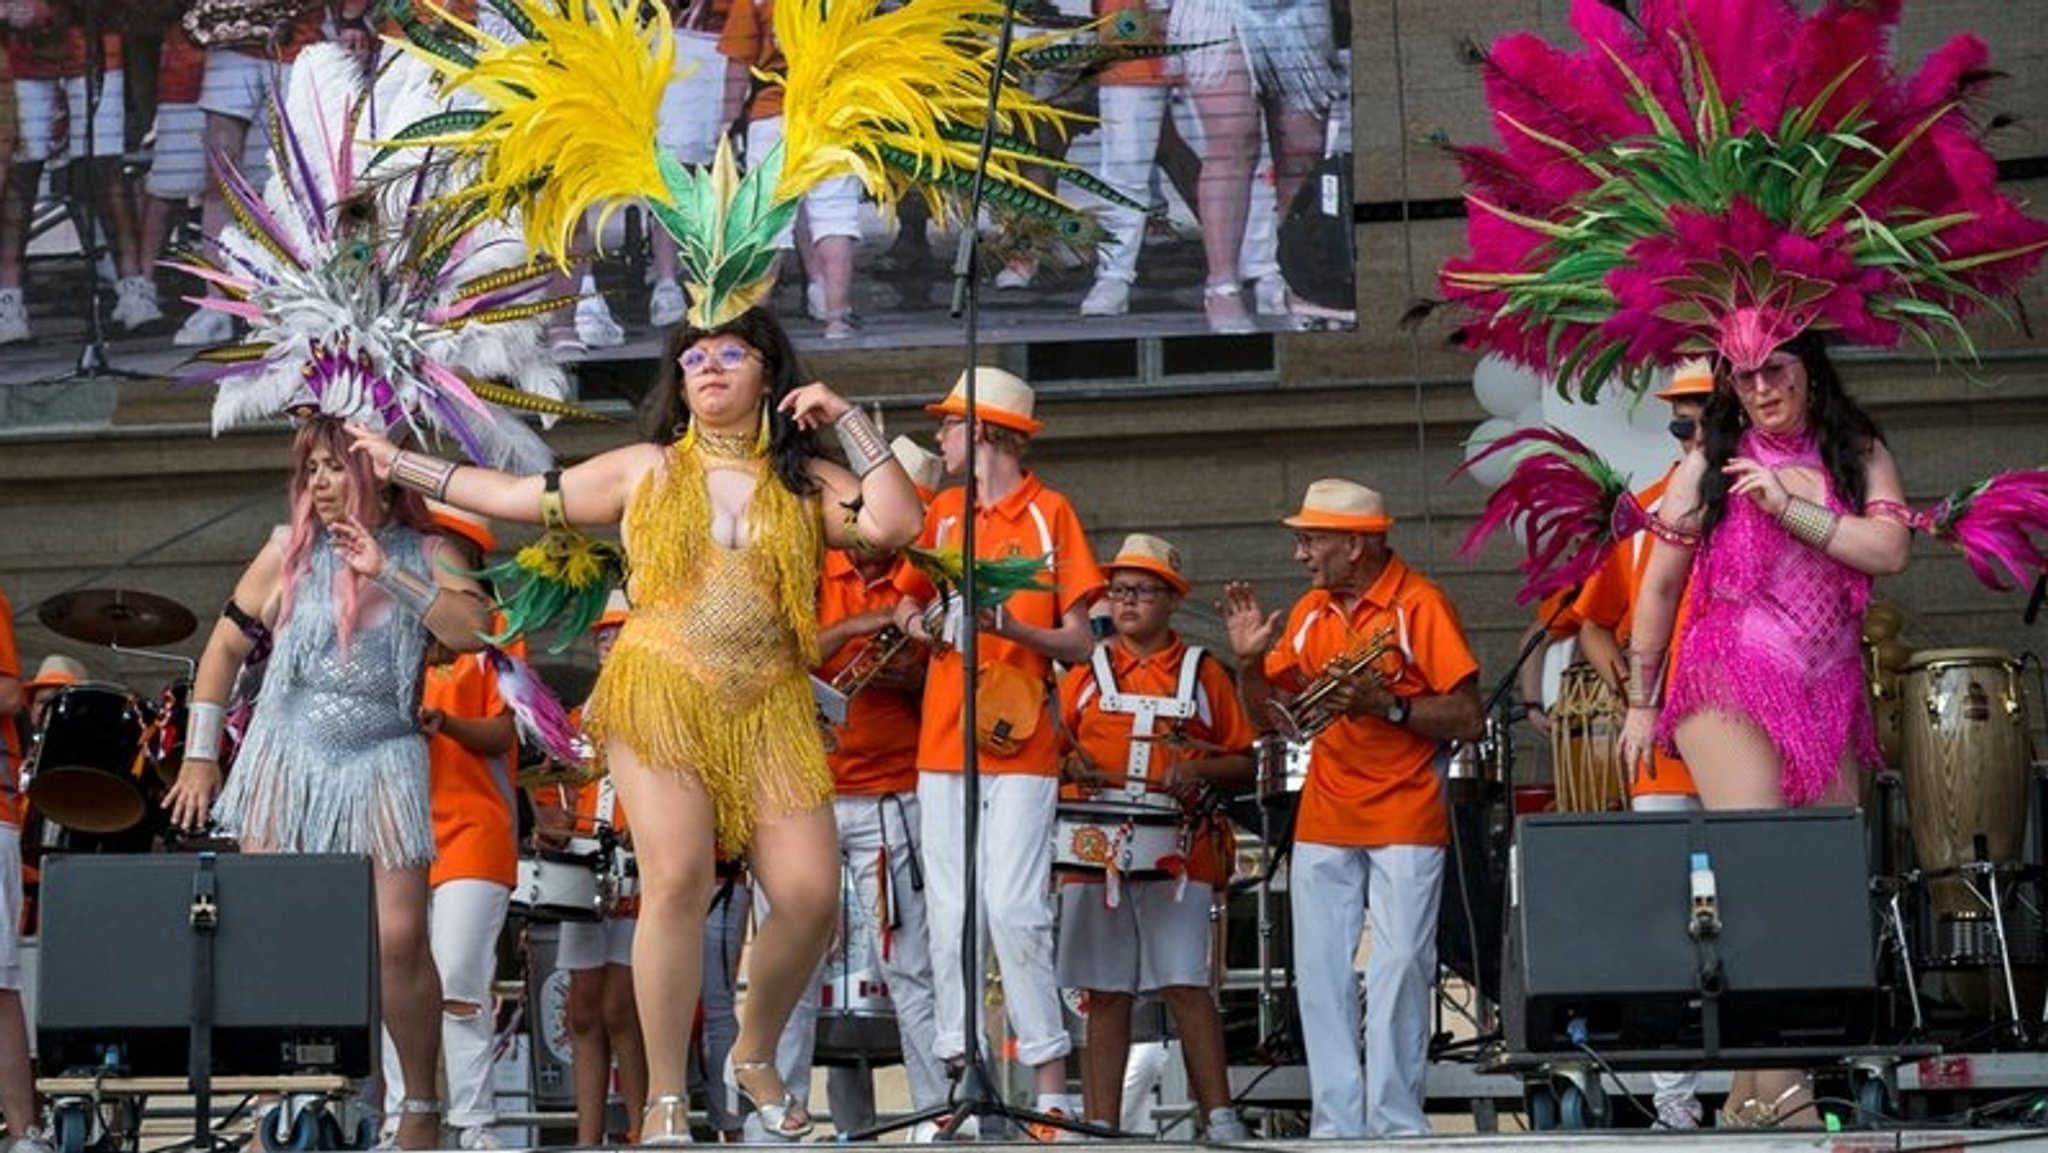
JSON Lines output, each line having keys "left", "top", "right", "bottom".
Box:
{"left": 2025, "top": 570, "right": 2047, "bottom": 625}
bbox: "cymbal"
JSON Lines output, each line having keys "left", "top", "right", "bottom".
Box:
{"left": 37, "top": 588, "right": 198, "bottom": 647}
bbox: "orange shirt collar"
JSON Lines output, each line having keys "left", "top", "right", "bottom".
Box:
{"left": 1307, "top": 552, "right": 1412, "bottom": 622}
{"left": 971, "top": 471, "right": 1046, "bottom": 523}
{"left": 823, "top": 548, "right": 905, "bottom": 593}
{"left": 1105, "top": 632, "right": 1188, "bottom": 678}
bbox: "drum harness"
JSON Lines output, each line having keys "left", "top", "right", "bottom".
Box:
{"left": 1082, "top": 642, "right": 1206, "bottom": 908}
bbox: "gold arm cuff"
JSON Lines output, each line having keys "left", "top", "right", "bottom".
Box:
{"left": 1779, "top": 497, "right": 1839, "bottom": 551}
{"left": 834, "top": 406, "right": 892, "bottom": 477}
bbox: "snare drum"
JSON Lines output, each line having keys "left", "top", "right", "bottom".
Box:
{"left": 814, "top": 859, "right": 901, "bottom": 1065}
{"left": 1053, "top": 801, "right": 1184, "bottom": 878}
{"left": 1254, "top": 736, "right": 1308, "bottom": 806}
{"left": 27, "top": 683, "right": 155, "bottom": 834}
{"left": 1899, "top": 648, "right": 2032, "bottom": 943}
{"left": 512, "top": 840, "right": 607, "bottom": 923}
{"left": 1549, "top": 664, "right": 1626, "bottom": 813}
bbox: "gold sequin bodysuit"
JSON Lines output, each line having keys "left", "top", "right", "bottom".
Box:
{"left": 582, "top": 439, "right": 830, "bottom": 851}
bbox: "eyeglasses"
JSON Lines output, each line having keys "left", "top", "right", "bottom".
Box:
{"left": 678, "top": 343, "right": 758, "bottom": 374}
{"left": 1292, "top": 531, "right": 1342, "bottom": 551}
{"left": 1668, "top": 417, "right": 1697, "bottom": 441}
{"left": 1104, "top": 582, "right": 1174, "bottom": 603}
{"left": 1731, "top": 356, "right": 1799, "bottom": 394}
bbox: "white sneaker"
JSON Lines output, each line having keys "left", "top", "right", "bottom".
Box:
{"left": 574, "top": 294, "right": 626, "bottom": 348}
{"left": 455, "top": 1125, "right": 502, "bottom": 1149}
{"left": 648, "top": 279, "right": 687, "bottom": 328}
{"left": 0, "top": 288, "right": 31, "bottom": 345}
{"left": 805, "top": 280, "right": 828, "bottom": 321}
{"left": 1078, "top": 278, "right": 1130, "bottom": 317}
{"left": 172, "top": 307, "right": 235, "bottom": 347}
{"left": 112, "top": 276, "right": 164, "bottom": 330}
{"left": 992, "top": 258, "right": 1037, "bottom": 290}
{"left": 1654, "top": 1097, "right": 1703, "bottom": 1130}
{"left": 1253, "top": 273, "right": 1290, "bottom": 316}
{"left": 1205, "top": 1108, "right": 1251, "bottom": 1141}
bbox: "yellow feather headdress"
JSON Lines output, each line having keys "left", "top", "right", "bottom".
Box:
{"left": 389, "top": 0, "right": 1143, "bottom": 328}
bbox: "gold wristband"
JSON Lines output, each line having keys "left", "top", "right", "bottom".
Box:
{"left": 391, "top": 450, "right": 457, "bottom": 500}
{"left": 1778, "top": 497, "right": 1839, "bottom": 551}
{"left": 375, "top": 564, "right": 439, "bottom": 618}
{"left": 1627, "top": 648, "right": 1667, "bottom": 709}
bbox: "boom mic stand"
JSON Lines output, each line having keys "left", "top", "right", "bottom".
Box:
{"left": 27, "top": 2, "right": 158, "bottom": 387}
{"left": 846, "top": 1, "right": 1107, "bottom": 1141}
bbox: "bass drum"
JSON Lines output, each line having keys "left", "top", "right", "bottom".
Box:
{"left": 27, "top": 683, "right": 158, "bottom": 834}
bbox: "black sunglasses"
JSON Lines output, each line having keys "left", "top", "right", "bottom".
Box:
{"left": 1668, "top": 417, "right": 1697, "bottom": 441}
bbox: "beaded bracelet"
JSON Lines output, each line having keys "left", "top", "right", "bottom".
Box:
{"left": 1626, "top": 648, "right": 1667, "bottom": 709}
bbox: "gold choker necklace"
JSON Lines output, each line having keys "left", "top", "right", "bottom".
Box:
{"left": 689, "top": 425, "right": 764, "bottom": 460}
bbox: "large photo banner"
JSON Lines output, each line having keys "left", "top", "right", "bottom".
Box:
{"left": 841, "top": 0, "right": 1360, "bottom": 348}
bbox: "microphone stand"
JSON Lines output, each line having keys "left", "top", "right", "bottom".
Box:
{"left": 846, "top": 1, "right": 1107, "bottom": 1140}
{"left": 27, "top": 2, "right": 158, "bottom": 387}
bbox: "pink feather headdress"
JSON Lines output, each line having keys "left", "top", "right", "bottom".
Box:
{"left": 1441, "top": 0, "right": 2048, "bottom": 394}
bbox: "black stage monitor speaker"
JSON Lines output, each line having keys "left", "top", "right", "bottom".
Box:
{"left": 38, "top": 853, "right": 378, "bottom": 1076}
{"left": 1503, "top": 809, "right": 1876, "bottom": 1056}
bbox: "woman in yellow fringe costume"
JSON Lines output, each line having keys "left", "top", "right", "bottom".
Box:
{"left": 350, "top": 308, "right": 922, "bottom": 1141}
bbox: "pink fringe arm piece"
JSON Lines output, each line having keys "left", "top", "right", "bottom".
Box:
{"left": 1455, "top": 425, "right": 1641, "bottom": 603}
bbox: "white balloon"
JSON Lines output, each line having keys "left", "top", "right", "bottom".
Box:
{"left": 1540, "top": 378, "right": 1679, "bottom": 494}
{"left": 1472, "top": 354, "right": 1546, "bottom": 419}
{"left": 1512, "top": 398, "right": 1547, "bottom": 431}
{"left": 1462, "top": 416, "right": 1522, "bottom": 490}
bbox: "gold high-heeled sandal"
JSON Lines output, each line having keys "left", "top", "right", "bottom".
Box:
{"left": 640, "top": 1094, "right": 693, "bottom": 1146}
{"left": 725, "top": 1056, "right": 813, "bottom": 1141}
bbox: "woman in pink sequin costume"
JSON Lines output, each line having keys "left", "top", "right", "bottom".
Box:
{"left": 1617, "top": 332, "right": 1912, "bottom": 1124}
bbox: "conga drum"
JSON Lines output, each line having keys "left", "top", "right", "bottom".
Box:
{"left": 1550, "top": 664, "right": 1627, "bottom": 812}
{"left": 1898, "top": 648, "right": 2033, "bottom": 962}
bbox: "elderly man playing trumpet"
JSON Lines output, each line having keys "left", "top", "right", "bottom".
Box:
{"left": 1221, "top": 479, "right": 1483, "bottom": 1139}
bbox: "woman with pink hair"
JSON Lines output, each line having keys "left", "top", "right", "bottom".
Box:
{"left": 164, "top": 415, "right": 493, "bottom": 1150}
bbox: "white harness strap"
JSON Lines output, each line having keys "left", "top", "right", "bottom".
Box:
{"left": 1090, "top": 644, "right": 1204, "bottom": 803}
{"left": 596, "top": 776, "right": 617, "bottom": 828}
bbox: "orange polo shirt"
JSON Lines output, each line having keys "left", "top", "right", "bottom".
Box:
{"left": 1568, "top": 466, "right": 1696, "bottom": 798}
{"left": 0, "top": 587, "right": 21, "bottom": 828}
{"left": 719, "top": 0, "right": 785, "bottom": 122}
{"left": 895, "top": 473, "right": 1105, "bottom": 777}
{"left": 819, "top": 550, "right": 922, "bottom": 796}
{"left": 1265, "top": 555, "right": 1477, "bottom": 848}
{"left": 424, "top": 652, "right": 517, "bottom": 888}
{"left": 1058, "top": 634, "right": 1257, "bottom": 886}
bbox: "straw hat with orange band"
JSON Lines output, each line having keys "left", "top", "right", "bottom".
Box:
{"left": 1105, "top": 533, "right": 1190, "bottom": 596}
{"left": 1282, "top": 479, "right": 1393, "bottom": 536}
{"left": 923, "top": 367, "right": 1042, "bottom": 438}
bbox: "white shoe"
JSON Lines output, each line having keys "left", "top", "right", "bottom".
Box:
{"left": 172, "top": 307, "right": 235, "bottom": 347}
{"left": 1253, "top": 273, "right": 1290, "bottom": 316}
{"left": 112, "top": 276, "right": 164, "bottom": 330}
{"left": 805, "top": 280, "right": 828, "bottom": 321}
{"left": 648, "top": 279, "right": 687, "bottom": 328}
{"left": 1654, "top": 1098, "right": 1703, "bottom": 1130}
{"left": 992, "top": 258, "right": 1037, "bottom": 290}
{"left": 1206, "top": 1108, "right": 1251, "bottom": 1141}
{"left": 574, "top": 294, "right": 626, "bottom": 348}
{"left": 0, "top": 288, "right": 31, "bottom": 345}
{"left": 455, "top": 1125, "right": 502, "bottom": 1149}
{"left": 1078, "top": 278, "right": 1129, "bottom": 317}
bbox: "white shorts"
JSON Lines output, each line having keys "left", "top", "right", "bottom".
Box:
{"left": 197, "top": 50, "right": 287, "bottom": 124}
{"left": 657, "top": 30, "right": 726, "bottom": 166}
{"left": 741, "top": 116, "right": 864, "bottom": 244}
{"left": 1056, "top": 879, "right": 1214, "bottom": 994}
{"left": 146, "top": 103, "right": 208, "bottom": 199}
{"left": 0, "top": 825, "right": 22, "bottom": 990}
{"left": 556, "top": 915, "right": 635, "bottom": 971}
{"left": 12, "top": 71, "right": 127, "bottom": 164}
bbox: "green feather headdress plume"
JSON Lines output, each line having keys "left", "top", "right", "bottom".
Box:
{"left": 905, "top": 544, "right": 1055, "bottom": 612}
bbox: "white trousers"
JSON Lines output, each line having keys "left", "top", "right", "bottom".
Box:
{"left": 773, "top": 792, "right": 948, "bottom": 1126}
{"left": 382, "top": 879, "right": 510, "bottom": 1128}
{"left": 917, "top": 772, "right": 1069, "bottom": 1067}
{"left": 1085, "top": 86, "right": 1279, "bottom": 285}
{"left": 1290, "top": 841, "right": 1443, "bottom": 1138}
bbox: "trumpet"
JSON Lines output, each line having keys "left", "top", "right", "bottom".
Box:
{"left": 1267, "top": 624, "right": 1397, "bottom": 740}
{"left": 830, "top": 624, "right": 928, "bottom": 698}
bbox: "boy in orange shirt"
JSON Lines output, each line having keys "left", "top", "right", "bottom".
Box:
{"left": 1221, "top": 480, "right": 1483, "bottom": 1139}
{"left": 1053, "top": 535, "right": 1254, "bottom": 1140}
{"left": 384, "top": 504, "right": 518, "bottom": 1149}
{"left": 892, "top": 369, "right": 1105, "bottom": 1130}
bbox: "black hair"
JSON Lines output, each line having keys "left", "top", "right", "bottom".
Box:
{"left": 638, "top": 306, "right": 821, "bottom": 497}
{"left": 1697, "top": 331, "right": 1886, "bottom": 537}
